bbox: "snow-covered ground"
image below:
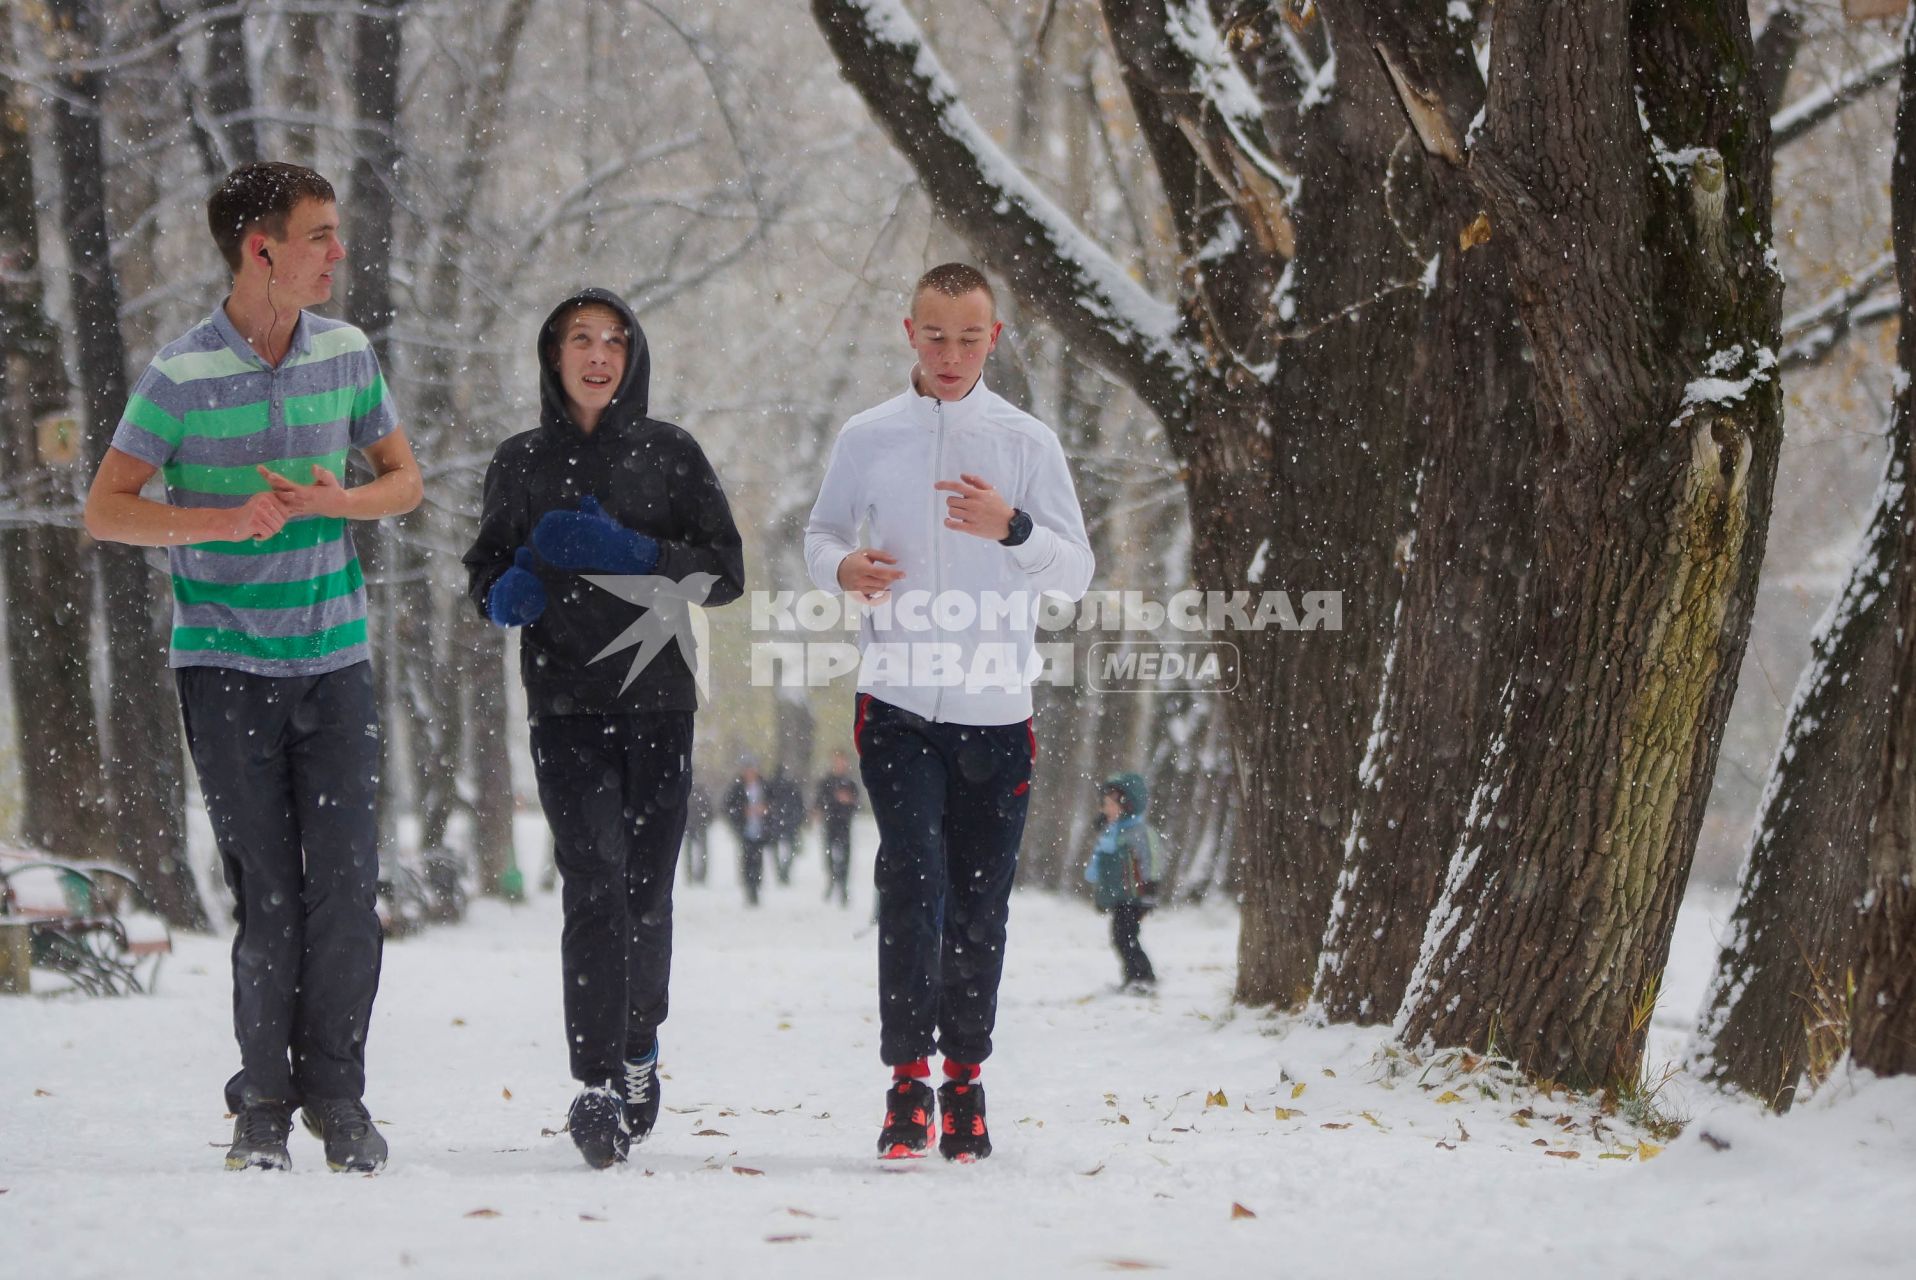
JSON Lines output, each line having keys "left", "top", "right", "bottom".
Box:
{"left": 3, "top": 817, "right": 1913, "bottom": 1279}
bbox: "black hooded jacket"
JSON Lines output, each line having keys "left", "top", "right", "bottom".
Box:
{"left": 463, "top": 288, "right": 745, "bottom": 716}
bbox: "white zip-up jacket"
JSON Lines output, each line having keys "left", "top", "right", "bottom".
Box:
{"left": 804, "top": 377, "right": 1095, "bottom": 725}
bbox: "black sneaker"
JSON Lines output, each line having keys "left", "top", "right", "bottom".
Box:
{"left": 300, "top": 1097, "right": 388, "bottom": 1172}
{"left": 225, "top": 1101, "right": 293, "bottom": 1171}
{"left": 938, "top": 1079, "right": 991, "bottom": 1162}
{"left": 622, "top": 1046, "right": 662, "bottom": 1144}
{"left": 876, "top": 1078, "right": 935, "bottom": 1159}
{"left": 569, "top": 1082, "right": 629, "bottom": 1169}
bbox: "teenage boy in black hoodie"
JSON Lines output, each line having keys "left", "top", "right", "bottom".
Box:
{"left": 463, "top": 289, "right": 744, "bottom": 1169}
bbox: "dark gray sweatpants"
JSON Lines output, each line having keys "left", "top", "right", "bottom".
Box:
{"left": 176, "top": 661, "right": 382, "bottom": 1110}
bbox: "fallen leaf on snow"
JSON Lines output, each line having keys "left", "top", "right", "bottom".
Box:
{"left": 1081, "top": 1164, "right": 1105, "bottom": 1177}
{"left": 765, "top": 1234, "right": 811, "bottom": 1244}
{"left": 579, "top": 1213, "right": 604, "bottom": 1222}
{"left": 693, "top": 1129, "right": 730, "bottom": 1137}
{"left": 785, "top": 1208, "right": 818, "bottom": 1219}
{"left": 34, "top": 1089, "right": 52, "bottom": 1098}
{"left": 1205, "top": 1090, "right": 1228, "bottom": 1108}
{"left": 1545, "top": 1149, "right": 1581, "bottom": 1160}
{"left": 1532, "top": 1139, "right": 1549, "bottom": 1147}
{"left": 1699, "top": 1131, "right": 1732, "bottom": 1152}
{"left": 451, "top": 1018, "right": 466, "bottom": 1027}
{"left": 732, "top": 1166, "right": 765, "bottom": 1177}
{"left": 1320, "top": 1122, "right": 1351, "bottom": 1131}
{"left": 1435, "top": 1141, "right": 1457, "bottom": 1151}
{"left": 1359, "top": 1112, "right": 1385, "bottom": 1129}
{"left": 465, "top": 1208, "right": 502, "bottom": 1219}
{"left": 1272, "top": 1107, "right": 1303, "bottom": 1121}
{"left": 1434, "top": 1091, "right": 1465, "bottom": 1105}
{"left": 501, "top": 1087, "right": 512, "bottom": 1101}
{"left": 1638, "top": 1141, "right": 1664, "bottom": 1161}
{"left": 1230, "top": 1202, "right": 1257, "bottom": 1220}
{"left": 1322, "top": 1069, "right": 1337, "bottom": 1078}
{"left": 1290, "top": 1082, "right": 1307, "bottom": 1100}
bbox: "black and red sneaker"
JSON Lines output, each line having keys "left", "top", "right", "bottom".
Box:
{"left": 876, "top": 1079, "right": 936, "bottom": 1159}
{"left": 938, "top": 1079, "right": 991, "bottom": 1162}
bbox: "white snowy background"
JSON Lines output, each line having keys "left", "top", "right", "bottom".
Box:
{"left": 4, "top": 813, "right": 1912, "bottom": 1279}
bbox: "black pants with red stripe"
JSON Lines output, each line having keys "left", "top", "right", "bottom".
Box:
{"left": 855, "top": 694, "right": 1034, "bottom": 1066}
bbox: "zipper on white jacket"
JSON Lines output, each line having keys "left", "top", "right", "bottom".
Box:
{"left": 930, "top": 397, "right": 947, "bottom": 724}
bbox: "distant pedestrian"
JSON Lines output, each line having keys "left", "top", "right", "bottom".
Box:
{"left": 814, "top": 750, "right": 861, "bottom": 906}
{"left": 724, "top": 759, "right": 773, "bottom": 906}
{"left": 769, "top": 767, "right": 805, "bottom": 885}
{"left": 1086, "top": 773, "right": 1162, "bottom": 992}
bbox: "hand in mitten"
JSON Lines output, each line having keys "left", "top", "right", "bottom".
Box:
{"left": 487, "top": 547, "right": 548, "bottom": 627}
{"left": 531, "top": 494, "right": 660, "bottom": 575}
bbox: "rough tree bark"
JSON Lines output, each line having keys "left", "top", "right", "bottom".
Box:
{"left": 0, "top": 16, "right": 109, "bottom": 863}
{"left": 345, "top": 0, "right": 407, "bottom": 866}
{"left": 1850, "top": 16, "right": 1916, "bottom": 1081}
{"left": 814, "top": 0, "right": 1427, "bottom": 1007}
{"left": 39, "top": 0, "right": 204, "bottom": 929}
{"left": 160, "top": 0, "right": 259, "bottom": 176}
{"left": 1370, "top": 0, "right": 1784, "bottom": 1086}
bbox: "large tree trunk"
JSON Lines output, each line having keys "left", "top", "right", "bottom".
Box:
{"left": 1378, "top": 1, "right": 1783, "bottom": 1085}
{"left": 0, "top": 25, "right": 108, "bottom": 862}
{"left": 1108, "top": 2, "right": 1421, "bottom": 1006}
{"left": 162, "top": 0, "right": 259, "bottom": 176}
{"left": 41, "top": 0, "right": 204, "bottom": 929}
{"left": 344, "top": 0, "right": 406, "bottom": 864}
{"left": 1691, "top": 444, "right": 1897, "bottom": 1103}
{"left": 1316, "top": 219, "right": 1537, "bottom": 1023}
{"left": 1850, "top": 22, "right": 1916, "bottom": 1082}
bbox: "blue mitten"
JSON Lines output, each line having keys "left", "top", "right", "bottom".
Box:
{"left": 486, "top": 547, "right": 547, "bottom": 627}
{"left": 531, "top": 494, "right": 660, "bottom": 575}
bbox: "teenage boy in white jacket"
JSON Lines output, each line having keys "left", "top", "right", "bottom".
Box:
{"left": 804, "top": 264, "right": 1094, "bottom": 1161}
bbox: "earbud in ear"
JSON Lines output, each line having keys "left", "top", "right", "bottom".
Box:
{"left": 260, "top": 247, "right": 273, "bottom": 265}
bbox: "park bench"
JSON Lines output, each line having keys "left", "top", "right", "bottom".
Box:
{"left": 0, "top": 847, "right": 172, "bottom": 996}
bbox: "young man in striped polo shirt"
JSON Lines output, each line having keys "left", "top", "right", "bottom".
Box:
{"left": 84, "top": 162, "right": 422, "bottom": 1173}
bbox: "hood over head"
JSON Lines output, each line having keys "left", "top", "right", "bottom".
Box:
{"left": 538, "top": 287, "right": 650, "bottom": 433}
{"left": 1103, "top": 772, "right": 1148, "bottom": 818}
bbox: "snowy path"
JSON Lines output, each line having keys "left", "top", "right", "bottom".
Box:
{"left": 3, "top": 820, "right": 1912, "bottom": 1279}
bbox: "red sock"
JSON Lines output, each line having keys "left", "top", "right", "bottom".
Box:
{"left": 892, "top": 1059, "right": 930, "bottom": 1082}
{"left": 943, "top": 1059, "right": 980, "bottom": 1083}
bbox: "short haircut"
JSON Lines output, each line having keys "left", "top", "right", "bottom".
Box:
{"left": 912, "top": 262, "right": 995, "bottom": 316}
{"left": 206, "top": 162, "right": 336, "bottom": 271}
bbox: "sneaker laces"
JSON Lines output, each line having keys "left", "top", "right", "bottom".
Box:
{"left": 624, "top": 1051, "right": 658, "bottom": 1106}
{"left": 236, "top": 1103, "right": 291, "bottom": 1145}
{"left": 314, "top": 1099, "right": 373, "bottom": 1139}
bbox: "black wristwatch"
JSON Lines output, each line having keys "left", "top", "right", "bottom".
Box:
{"left": 999, "top": 508, "right": 1033, "bottom": 547}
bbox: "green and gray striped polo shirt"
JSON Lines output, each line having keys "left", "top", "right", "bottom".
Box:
{"left": 109, "top": 305, "right": 399, "bottom": 676}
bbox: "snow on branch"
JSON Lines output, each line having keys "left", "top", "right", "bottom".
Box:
{"left": 1164, "top": 2, "right": 1299, "bottom": 200}
{"left": 1780, "top": 254, "right": 1898, "bottom": 371}
{"left": 814, "top": 0, "right": 1194, "bottom": 422}
{"left": 1772, "top": 43, "right": 1902, "bottom": 149}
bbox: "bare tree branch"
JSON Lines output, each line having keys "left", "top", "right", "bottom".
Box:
{"left": 812, "top": 0, "right": 1194, "bottom": 427}
{"left": 1780, "top": 253, "right": 1899, "bottom": 371}
{"left": 1773, "top": 41, "right": 1901, "bottom": 150}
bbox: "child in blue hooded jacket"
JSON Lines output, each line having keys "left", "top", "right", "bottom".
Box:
{"left": 1086, "top": 773, "right": 1159, "bottom": 990}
